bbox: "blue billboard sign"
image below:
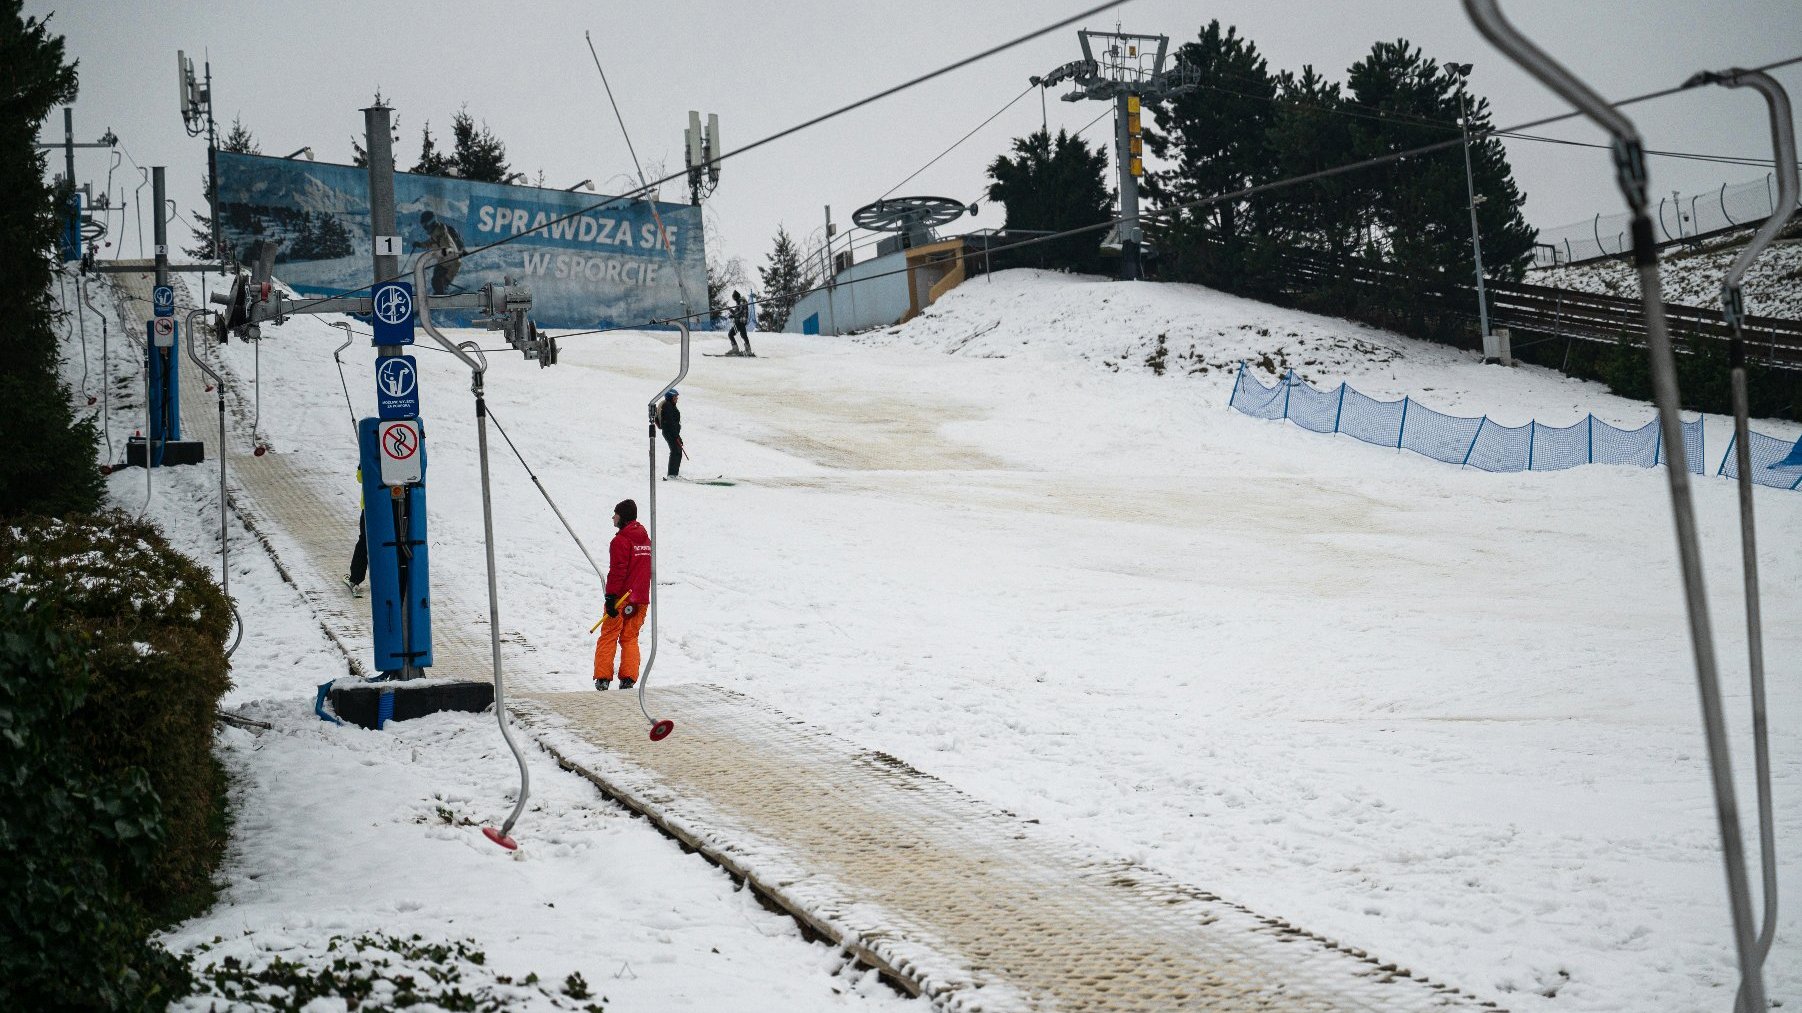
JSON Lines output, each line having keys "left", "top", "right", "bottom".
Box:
{"left": 214, "top": 151, "right": 705, "bottom": 330}
{"left": 376, "top": 355, "right": 419, "bottom": 419}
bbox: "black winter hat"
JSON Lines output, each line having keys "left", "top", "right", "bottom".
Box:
{"left": 614, "top": 499, "right": 637, "bottom": 524}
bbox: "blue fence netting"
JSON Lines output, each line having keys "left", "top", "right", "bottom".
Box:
{"left": 1225, "top": 364, "right": 1802, "bottom": 487}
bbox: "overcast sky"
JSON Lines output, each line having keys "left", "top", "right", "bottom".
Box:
{"left": 32, "top": 0, "right": 1802, "bottom": 275}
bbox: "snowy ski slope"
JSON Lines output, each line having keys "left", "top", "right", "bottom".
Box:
{"left": 70, "top": 267, "right": 1801, "bottom": 1010}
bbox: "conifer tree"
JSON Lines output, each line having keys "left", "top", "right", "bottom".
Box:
{"left": 1143, "top": 20, "right": 1278, "bottom": 290}
{"left": 985, "top": 127, "right": 1113, "bottom": 272}
{"left": 450, "top": 108, "right": 509, "bottom": 183}
{"left": 756, "top": 226, "right": 806, "bottom": 332}
{"left": 186, "top": 116, "right": 258, "bottom": 260}
{"left": 412, "top": 120, "right": 455, "bottom": 176}
{"left": 1347, "top": 41, "right": 1535, "bottom": 283}
{"left": 1, "top": 2, "right": 102, "bottom": 514}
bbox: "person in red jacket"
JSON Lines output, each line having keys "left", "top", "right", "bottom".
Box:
{"left": 595, "top": 498, "right": 653, "bottom": 690}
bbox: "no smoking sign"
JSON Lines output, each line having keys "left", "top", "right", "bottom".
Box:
{"left": 377, "top": 419, "right": 422, "bottom": 486}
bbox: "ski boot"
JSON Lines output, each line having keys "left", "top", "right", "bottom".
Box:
{"left": 342, "top": 574, "right": 363, "bottom": 598}
{"left": 617, "top": 676, "right": 637, "bottom": 690}
{"left": 594, "top": 678, "right": 612, "bottom": 691}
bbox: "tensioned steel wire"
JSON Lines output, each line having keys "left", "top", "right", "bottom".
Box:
{"left": 545, "top": 51, "right": 1802, "bottom": 343}
{"left": 267, "top": 0, "right": 1128, "bottom": 322}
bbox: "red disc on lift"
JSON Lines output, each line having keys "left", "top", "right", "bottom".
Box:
{"left": 482, "top": 826, "right": 518, "bottom": 850}
{"left": 253, "top": 445, "right": 268, "bottom": 457}
{"left": 649, "top": 719, "right": 675, "bottom": 742}
{"left": 86, "top": 395, "right": 96, "bottom": 405}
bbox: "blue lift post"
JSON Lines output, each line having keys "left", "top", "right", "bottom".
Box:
{"left": 132, "top": 167, "right": 203, "bottom": 468}
{"left": 358, "top": 417, "right": 431, "bottom": 676}
{"left": 361, "top": 100, "right": 431, "bottom": 682}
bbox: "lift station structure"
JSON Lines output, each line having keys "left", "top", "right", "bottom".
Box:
{"left": 1033, "top": 29, "right": 1197, "bottom": 280}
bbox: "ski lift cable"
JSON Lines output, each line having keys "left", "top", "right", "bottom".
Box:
{"left": 548, "top": 50, "right": 1802, "bottom": 340}
{"left": 1464, "top": 2, "right": 1765, "bottom": 1009}
{"left": 1182, "top": 76, "right": 1789, "bottom": 168}
{"left": 881, "top": 81, "right": 1038, "bottom": 201}
{"left": 270, "top": 0, "right": 1128, "bottom": 320}
{"left": 584, "top": 31, "right": 696, "bottom": 321}
{"left": 481, "top": 403, "right": 607, "bottom": 584}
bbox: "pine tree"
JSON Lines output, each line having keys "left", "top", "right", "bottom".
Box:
{"left": 756, "top": 226, "right": 806, "bottom": 332}
{"left": 412, "top": 121, "right": 455, "bottom": 176}
{"left": 1347, "top": 41, "right": 1535, "bottom": 286}
{"left": 450, "top": 108, "right": 509, "bottom": 183}
{"left": 985, "top": 127, "right": 1114, "bottom": 273}
{"left": 1263, "top": 66, "right": 1366, "bottom": 260}
{"left": 1143, "top": 20, "right": 1278, "bottom": 290}
{"left": 0, "top": 4, "right": 103, "bottom": 511}
{"left": 185, "top": 115, "right": 259, "bottom": 260}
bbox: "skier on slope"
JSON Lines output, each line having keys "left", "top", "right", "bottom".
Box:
{"left": 725, "top": 290, "right": 754, "bottom": 357}
{"left": 656, "top": 388, "right": 682, "bottom": 479}
{"left": 595, "top": 498, "right": 652, "bottom": 691}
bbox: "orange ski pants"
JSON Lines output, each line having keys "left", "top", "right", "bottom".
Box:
{"left": 593, "top": 607, "right": 648, "bottom": 683}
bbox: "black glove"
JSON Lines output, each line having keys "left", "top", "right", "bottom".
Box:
{"left": 604, "top": 593, "right": 619, "bottom": 618}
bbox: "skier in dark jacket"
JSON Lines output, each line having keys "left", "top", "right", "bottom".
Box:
{"left": 656, "top": 389, "right": 682, "bottom": 478}
{"left": 726, "top": 290, "right": 753, "bottom": 357}
{"left": 594, "top": 499, "right": 652, "bottom": 690}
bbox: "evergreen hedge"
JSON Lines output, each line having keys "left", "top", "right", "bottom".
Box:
{"left": 0, "top": 513, "right": 235, "bottom": 1007}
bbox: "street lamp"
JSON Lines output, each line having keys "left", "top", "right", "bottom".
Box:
{"left": 283, "top": 146, "right": 314, "bottom": 160}
{"left": 565, "top": 179, "right": 594, "bottom": 191}
{"left": 1445, "top": 61, "right": 1491, "bottom": 346}
{"left": 503, "top": 171, "right": 527, "bottom": 185}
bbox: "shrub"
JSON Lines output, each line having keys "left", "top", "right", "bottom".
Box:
{"left": 0, "top": 593, "right": 193, "bottom": 1009}
{"left": 0, "top": 512, "right": 233, "bottom": 920}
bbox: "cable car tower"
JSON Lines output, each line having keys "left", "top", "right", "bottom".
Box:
{"left": 1033, "top": 29, "right": 1196, "bottom": 280}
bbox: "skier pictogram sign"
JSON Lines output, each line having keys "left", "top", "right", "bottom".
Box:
{"left": 378, "top": 418, "right": 422, "bottom": 486}
{"left": 371, "top": 281, "right": 416, "bottom": 345}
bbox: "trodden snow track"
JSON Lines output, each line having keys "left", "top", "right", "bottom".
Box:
{"left": 112, "top": 266, "right": 1494, "bottom": 1009}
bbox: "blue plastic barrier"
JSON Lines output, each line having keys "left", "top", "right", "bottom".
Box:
{"left": 1226, "top": 363, "right": 1726, "bottom": 480}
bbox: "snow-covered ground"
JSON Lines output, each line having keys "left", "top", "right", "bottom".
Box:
{"left": 60, "top": 272, "right": 922, "bottom": 1011}
{"left": 1529, "top": 228, "right": 1802, "bottom": 320}
{"left": 61, "top": 266, "right": 1802, "bottom": 1010}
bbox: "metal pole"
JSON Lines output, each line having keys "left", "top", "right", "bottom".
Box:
{"left": 205, "top": 58, "right": 221, "bottom": 267}
{"left": 640, "top": 323, "right": 690, "bottom": 736}
{"left": 1691, "top": 67, "right": 1797, "bottom": 1013}
{"left": 364, "top": 104, "right": 399, "bottom": 289}
{"left": 364, "top": 103, "right": 418, "bottom": 677}
{"left": 63, "top": 107, "right": 74, "bottom": 186}
{"left": 1463, "top": 5, "right": 1763, "bottom": 1009}
{"left": 1458, "top": 84, "right": 1491, "bottom": 341}
{"left": 152, "top": 167, "right": 168, "bottom": 288}
{"left": 1115, "top": 92, "right": 1141, "bottom": 281}
{"left": 415, "top": 252, "right": 529, "bottom": 840}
